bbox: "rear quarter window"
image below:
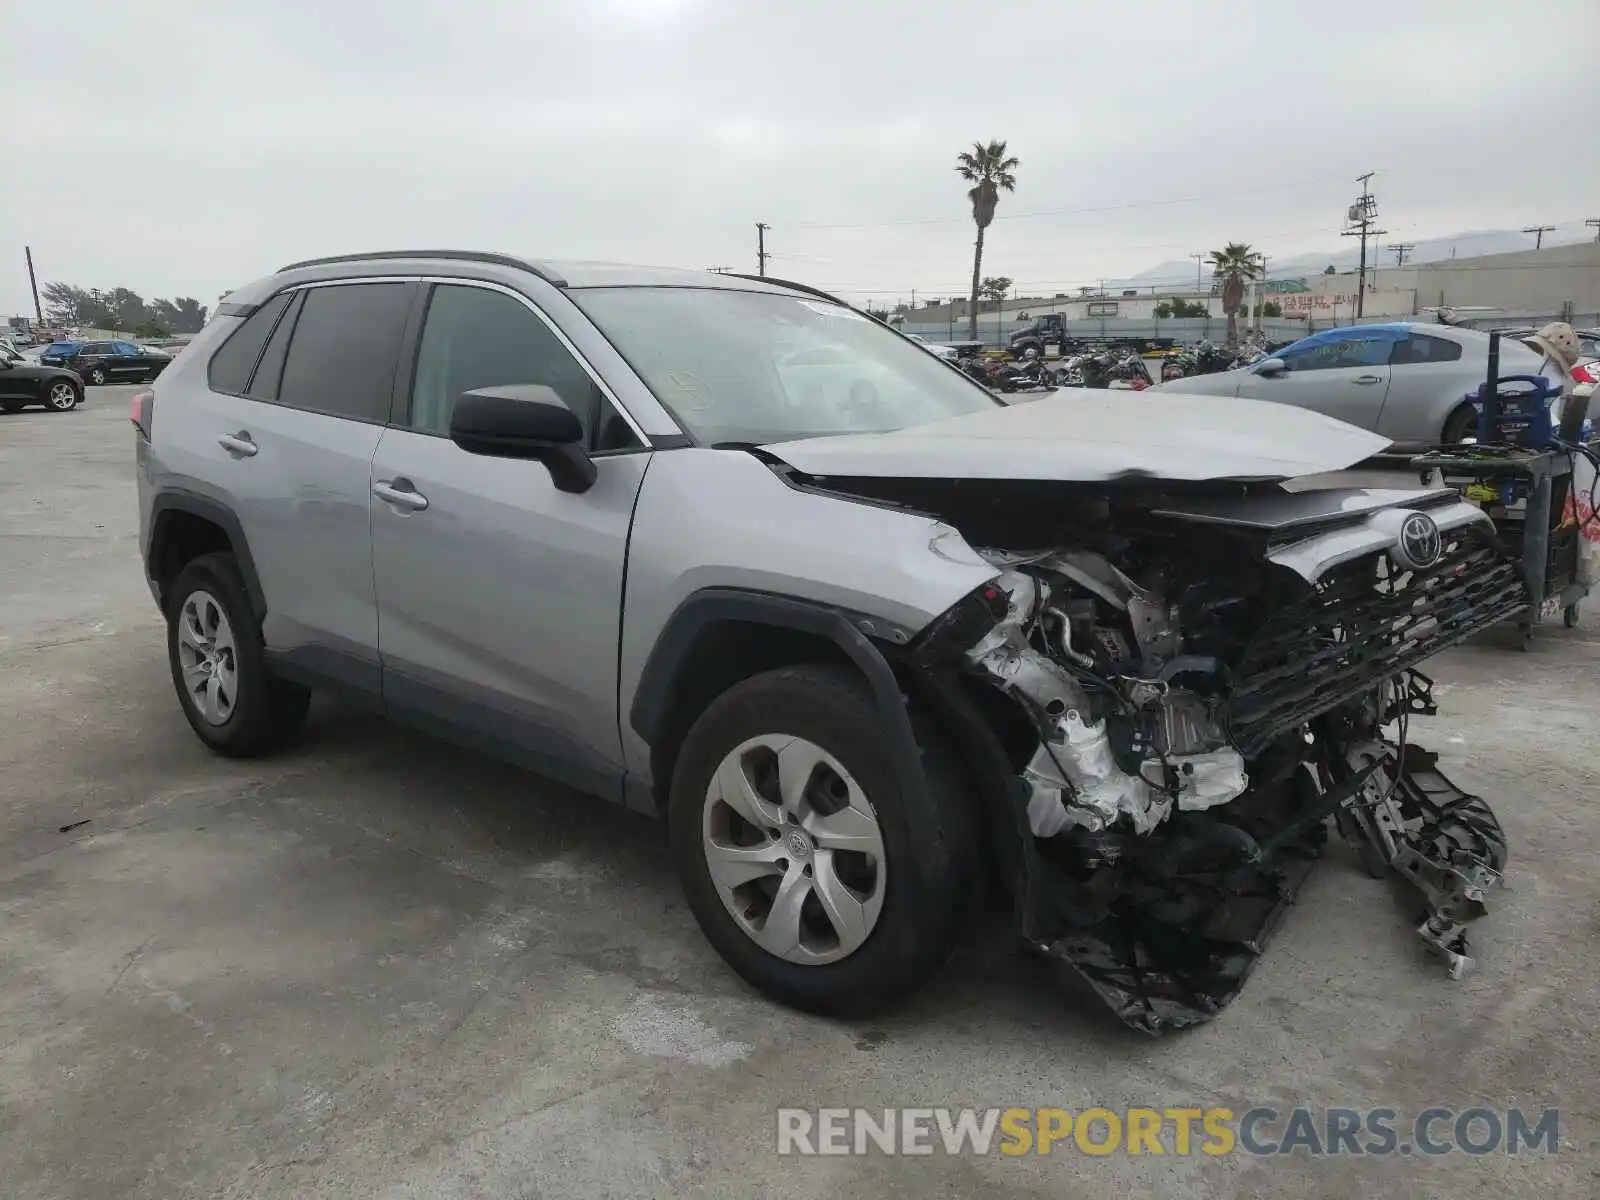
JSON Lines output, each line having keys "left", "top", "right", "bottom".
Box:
{"left": 206, "top": 292, "right": 293, "bottom": 395}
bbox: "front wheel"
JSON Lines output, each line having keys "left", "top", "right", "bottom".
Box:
{"left": 1441, "top": 402, "right": 1477, "bottom": 444}
{"left": 668, "top": 665, "right": 974, "bottom": 1017}
{"left": 45, "top": 380, "right": 79, "bottom": 411}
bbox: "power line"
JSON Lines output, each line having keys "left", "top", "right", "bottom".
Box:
{"left": 1522, "top": 224, "right": 1556, "bottom": 249}
{"left": 808, "top": 260, "right": 1600, "bottom": 296}
{"left": 789, "top": 171, "right": 1364, "bottom": 232}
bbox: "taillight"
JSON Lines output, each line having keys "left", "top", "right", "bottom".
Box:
{"left": 1573, "top": 362, "right": 1596, "bottom": 386}
{"left": 131, "top": 389, "right": 154, "bottom": 440}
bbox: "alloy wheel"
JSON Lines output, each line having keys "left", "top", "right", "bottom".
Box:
{"left": 701, "top": 734, "right": 887, "bottom": 965}
{"left": 47, "top": 382, "right": 76, "bottom": 410}
{"left": 176, "top": 589, "right": 239, "bottom": 725}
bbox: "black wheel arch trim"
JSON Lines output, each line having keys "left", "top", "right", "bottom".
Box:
{"left": 147, "top": 490, "right": 267, "bottom": 620}
{"left": 630, "top": 588, "right": 926, "bottom": 787}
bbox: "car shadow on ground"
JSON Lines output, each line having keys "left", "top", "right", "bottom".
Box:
{"left": 262, "top": 696, "right": 1142, "bottom": 1046}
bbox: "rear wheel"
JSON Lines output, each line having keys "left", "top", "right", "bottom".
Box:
{"left": 86, "top": 366, "right": 107, "bottom": 385}
{"left": 45, "top": 380, "right": 79, "bottom": 411}
{"left": 1441, "top": 402, "right": 1476, "bottom": 444}
{"left": 668, "top": 665, "right": 974, "bottom": 1017}
{"left": 166, "top": 552, "right": 310, "bottom": 757}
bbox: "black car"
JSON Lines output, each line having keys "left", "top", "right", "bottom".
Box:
{"left": 49, "top": 339, "right": 172, "bottom": 386}
{"left": 0, "top": 350, "right": 83, "bottom": 412}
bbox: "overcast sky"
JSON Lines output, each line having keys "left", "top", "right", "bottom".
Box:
{"left": 3, "top": 0, "right": 1598, "bottom": 315}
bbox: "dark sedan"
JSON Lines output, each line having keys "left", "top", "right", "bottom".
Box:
{"left": 44, "top": 339, "right": 172, "bottom": 385}
{"left": 0, "top": 353, "right": 83, "bottom": 412}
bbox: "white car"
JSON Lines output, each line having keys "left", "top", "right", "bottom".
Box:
{"left": 905, "top": 333, "right": 960, "bottom": 362}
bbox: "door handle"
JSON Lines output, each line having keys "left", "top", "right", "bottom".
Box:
{"left": 373, "top": 479, "right": 429, "bottom": 512}
{"left": 217, "top": 431, "right": 257, "bottom": 457}
{"left": 1353, "top": 375, "right": 1383, "bottom": 385}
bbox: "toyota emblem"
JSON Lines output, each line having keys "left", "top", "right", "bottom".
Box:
{"left": 1396, "top": 512, "right": 1443, "bottom": 570}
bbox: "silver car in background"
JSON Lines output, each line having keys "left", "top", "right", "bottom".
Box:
{"left": 1154, "top": 323, "right": 1545, "bottom": 449}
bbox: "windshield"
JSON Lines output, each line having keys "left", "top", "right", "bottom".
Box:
{"left": 572, "top": 286, "right": 999, "bottom": 444}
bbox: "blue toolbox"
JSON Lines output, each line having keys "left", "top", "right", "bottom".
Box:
{"left": 1474, "top": 373, "right": 1560, "bottom": 449}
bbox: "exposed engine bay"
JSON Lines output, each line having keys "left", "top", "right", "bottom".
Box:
{"left": 880, "top": 478, "right": 1531, "bottom": 1033}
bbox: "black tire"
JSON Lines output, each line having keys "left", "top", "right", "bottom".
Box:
{"left": 165, "top": 552, "right": 310, "bottom": 757}
{"left": 85, "top": 366, "right": 107, "bottom": 385}
{"left": 668, "top": 664, "right": 975, "bottom": 1017}
{"left": 1441, "top": 402, "right": 1476, "bottom": 444}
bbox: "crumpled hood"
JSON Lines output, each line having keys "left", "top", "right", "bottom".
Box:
{"left": 767, "top": 390, "right": 1389, "bottom": 482}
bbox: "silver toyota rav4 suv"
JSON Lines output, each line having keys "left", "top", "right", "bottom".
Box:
{"left": 136, "top": 251, "right": 1526, "bottom": 1031}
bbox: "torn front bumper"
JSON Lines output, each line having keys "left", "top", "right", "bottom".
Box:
{"left": 1012, "top": 734, "right": 1506, "bottom": 1035}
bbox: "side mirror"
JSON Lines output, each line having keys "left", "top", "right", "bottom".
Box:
{"left": 1253, "top": 357, "right": 1287, "bottom": 376}
{"left": 449, "top": 384, "right": 596, "bottom": 493}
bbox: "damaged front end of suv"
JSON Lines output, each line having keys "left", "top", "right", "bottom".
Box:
{"left": 771, "top": 401, "right": 1528, "bottom": 1032}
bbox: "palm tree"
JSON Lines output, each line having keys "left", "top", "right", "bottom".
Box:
{"left": 1208, "top": 243, "right": 1261, "bottom": 345}
{"left": 955, "top": 140, "right": 1019, "bottom": 340}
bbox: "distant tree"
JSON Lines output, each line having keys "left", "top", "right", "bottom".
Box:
{"left": 42, "top": 283, "right": 206, "bottom": 334}
{"left": 133, "top": 319, "right": 172, "bottom": 340}
{"left": 103, "top": 288, "right": 149, "bottom": 332}
{"left": 955, "top": 139, "right": 1019, "bottom": 339}
{"left": 1153, "top": 301, "right": 1173, "bottom": 319}
{"left": 1324, "top": 264, "right": 1337, "bottom": 274}
{"left": 1207, "top": 243, "right": 1262, "bottom": 344}
{"left": 42, "top": 282, "right": 89, "bottom": 325}
{"left": 1257, "top": 300, "right": 1282, "bottom": 318}
{"left": 979, "top": 276, "right": 1013, "bottom": 307}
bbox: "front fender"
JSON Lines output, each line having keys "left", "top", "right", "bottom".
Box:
{"left": 616, "top": 448, "right": 997, "bottom": 781}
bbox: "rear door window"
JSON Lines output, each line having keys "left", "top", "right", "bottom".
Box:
{"left": 276, "top": 283, "right": 414, "bottom": 423}
{"left": 207, "top": 292, "right": 293, "bottom": 395}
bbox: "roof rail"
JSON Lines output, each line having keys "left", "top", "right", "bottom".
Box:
{"left": 725, "top": 273, "right": 849, "bottom": 307}
{"left": 276, "top": 250, "right": 567, "bottom": 287}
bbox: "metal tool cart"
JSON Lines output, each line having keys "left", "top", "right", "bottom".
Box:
{"left": 1410, "top": 332, "right": 1595, "bottom": 649}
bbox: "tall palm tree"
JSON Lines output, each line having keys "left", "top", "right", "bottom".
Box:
{"left": 955, "top": 140, "right": 1019, "bottom": 340}
{"left": 1208, "top": 242, "right": 1261, "bottom": 345}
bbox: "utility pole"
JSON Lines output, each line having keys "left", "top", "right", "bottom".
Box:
{"left": 1586, "top": 218, "right": 1600, "bottom": 243}
{"left": 1389, "top": 243, "right": 1416, "bottom": 266}
{"left": 1189, "top": 252, "right": 1207, "bottom": 294}
{"left": 1522, "top": 224, "right": 1556, "bottom": 249}
{"left": 755, "top": 222, "right": 770, "bottom": 277}
{"left": 25, "top": 246, "right": 43, "bottom": 324}
{"left": 1340, "top": 173, "right": 1386, "bottom": 319}
{"left": 706, "top": 266, "right": 731, "bottom": 274}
